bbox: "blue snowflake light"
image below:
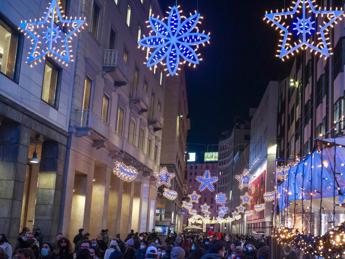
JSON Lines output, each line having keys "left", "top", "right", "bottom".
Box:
{"left": 154, "top": 167, "right": 175, "bottom": 188}
{"left": 19, "top": 0, "right": 87, "bottom": 67}
{"left": 138, "top": 5, "right": 210, "bottom": 76}
{"left": 264, "top": 0, "right": 344, "bottom": 60}
{"left": 215, "top": 192, "right": 227, "bottom": 205}
{"left": 196, "top": 170, "right": 218, "bottom": 192}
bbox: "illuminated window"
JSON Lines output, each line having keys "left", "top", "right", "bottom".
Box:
{"left": 137, "top": 26, "right": 142, "bottom": 42}
{"left": 0, "top": 19, "right": 18, "bottom": 80}
{"left": 159, "top": 71, "right": 163, "bottom": 85}
{"left": 116, "top": 107, "right": 125, "bottom": 136}
{"left": 101, "top": 95, "right": 109, "bottom": 123}
{"left": 139, "top": 128, "right": 146, "bottom": 152}
{"left": 91, "top": 2, "right": 100, "bottom": 37}
{"left": 82, "top": 78, "right": 92, "bottom": 111}
{"left": 41, "top": 61, "right": 59, "bottom": 107}
{"left": 128, "top": 118, "right": 136, "bottom": 145}
{"left": 126, "top": 5, "right": 132, "bottom": 27}
{"left": 123, "top": 48, "right": 129, "bottom": 64}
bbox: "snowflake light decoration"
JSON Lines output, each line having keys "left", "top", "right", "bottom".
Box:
{"left": 19, "top": 0, "right": 87, "bottom": 67}
{"left": 240, "top": 192, "right": 251, "bottom": 205}
{"left": 188, "top": 191, "right": 201, "bottom": 204}
{"left": 154, "top": 167, "right": 175, "bottom": 188}
{"left": 163, "top": 188, "right": 178, "bottom": 201}
{"left": 196, "top": 170, "right": 218, "bottom": 192}
{"left": 264, "top": 0, "right": 344, "bottom": 60}
{"left": 113, "top": 161, "right": 138, "bottom": 182}
{"left": 235, "top": 169, "right": 250, "bottom": 190}
{"left": 215, "top": 192, "right": 227, "bottom": 205}
{"left": 138, "top": 5, "right": 210, "bottom": 76}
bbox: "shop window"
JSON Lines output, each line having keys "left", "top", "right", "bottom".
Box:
{"left": 115, "top": 107, "right": 125, "bottom": 136}
{"left": 101, "top": 95, "right": 109, "bottom": 123}
{"left": 41, "top": 61, "right": 60, "bottom": 108}
{"left": 91, "top": 1, "right": 101, "bottom": 38}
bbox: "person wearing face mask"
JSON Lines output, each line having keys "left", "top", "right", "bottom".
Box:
{"left": 104, "top": 240, "right": 122, "bottom": 259}
{"left": 89, "top": 248, "right": 100, "bottom": 259}
{"left": 0, "top": 234, "right": 12, "bottom": 259}
{"left": 201, "top": 241, "right": 226, "bottom": 259}
{"left": 39, "top": 242, "right": 53, "bottom": 259}
{"left": 135, "top": 241, "right": 147, "bottom": 259}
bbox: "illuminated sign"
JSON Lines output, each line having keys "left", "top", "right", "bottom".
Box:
{"left": 188, "top": 153, "right": 196, "bottom": 162}
{"left": 204, "top": 152, "right": 218, "bottom": 162}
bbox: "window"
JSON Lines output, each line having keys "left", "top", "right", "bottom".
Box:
{"left": 137, "top": 26, "right": 142, "bottom": 42}
{"left": 139, "top": 128, "right": 146, "bottom": 152}
{"left": 128, "top": 118, "right": 136, "bottom": 145}
{"left": 116, "top": 107, "right": 125, "bottom": 136}
{"left": 334, "top": 98, "right": 345, "bottom": 134}
{"left": 101, "top": 95, "right": 109, "bottom": 123}
{"left": 143, "top": 81, "right": 149, "bottom": 93}
{"left": 148, "top": 138, "right": 153, "bottom": 158}
{"left": 0, "top": 19, "right": 19, "bottom": 80}
{"left": 126, "top": 5, "right": 132, "bottom": 27}
{"left": 123, "top": 48, "right": 129, "bottom": 64}
{"left": 154, "top": 145, "right": 159, "bottom": 162}
{"left": 82, "top": 78, "right": 92, "bottom": 111}
{"left": 91, "top": 2, "right": 100, "bottom": 37}
{"left": 131, "top": 68, "right": 139, "bottom": 97}
{"left": 109, "top": 29, "right": 116, "bottom": 49}
{"left": 159, "top": 71, "right": 163, "bottom": 85}
{"left": 41, "top": 61, "right": 59, "bottom": 107}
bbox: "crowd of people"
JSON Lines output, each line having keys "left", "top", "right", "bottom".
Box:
{"left": 0, "top": 227, "right": 271, "bottom": 259}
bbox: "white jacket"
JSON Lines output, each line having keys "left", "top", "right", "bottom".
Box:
{"left": 0, "top": 242, "right": 12, "bottom": 259}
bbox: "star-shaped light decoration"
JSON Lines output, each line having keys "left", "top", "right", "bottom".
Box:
{"left": 196, "top": 170, "right": 218, "bottom": 192}
{"left": 19, "top": 0, "right": 87, "bottom": 67}
{"left": 264, "top": 0, "right": 344, "bottom": 60}
{"left": 235, "top": 169, "right": 250, "bottom": 190}
{"left": 163, "top": 188, "right": 178, "bottom": 201}
{"left": 240, "top": 192, "right": 251, "bottom": 205}
{"left": 154, "top": 167, "right": 176, "bottom": 188}
{"left": 237, "top": 205, "right": 246, "bottom": 214}
{"left": 215, "top": 192, "right": 227, "bottom": 205}
{"left": 138, "top": 5, "right": 210, "bottom": 76}
{"left": 219, "top": 206, "right": 229, "bottom": 215}
{"left": 182, "top": 201, "right": 194, "bottom": 211}
{"left": 188, "top": 191, "right": 201, "bottom": 204}
{"left": 200, "top": 203, "right": 210, "bottom": 213}
{"left": 263, "top": 191, "right": 276, "bottom": 202}
{"left": 113, "top": 161, "right": 138, "bottom": 182}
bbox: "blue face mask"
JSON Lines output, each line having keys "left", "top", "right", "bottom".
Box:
{"left": 41, "top": 248, "right": 49, "bottom": 256}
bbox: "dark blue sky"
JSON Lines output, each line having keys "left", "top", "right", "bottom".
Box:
{"left": 161, "top": 0, "right": 292, "bottom": 145}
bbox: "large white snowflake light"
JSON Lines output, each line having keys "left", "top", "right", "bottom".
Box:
{"left": 19, "top": 0, "right": 87, "bottom": 67}
{"left": 264, "top": 0, "right": 344, "bottom": 60}
{"left": 138, "top": 5, "right": 210, "bottom": 76}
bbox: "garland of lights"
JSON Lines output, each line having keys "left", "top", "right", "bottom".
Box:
{"left": 113, "top": 161, "right": 138, "bottom": 182}
{"left": 154, "top": 167, "right": 176, "bottom": 188}
{"left": 19, "top": 0, "right": 87, "bottom": 67}
{"left": 138, "top": 5, "right": 210, "bottom": 76}
{"left": 196, "top": 170, "right": 218, "bottom": 192}
{"left": 163, "top": 188, "right": 178, "bottom": 201}
{"left": 264, "top": 0, "right": 344, "bottom": 60}
{"left": 188, "top": 191, "right": 201, "bottom": 204}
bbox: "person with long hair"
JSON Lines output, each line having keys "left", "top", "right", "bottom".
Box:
{"left": 54, "top": 237, "right": 73, "bottom": 259}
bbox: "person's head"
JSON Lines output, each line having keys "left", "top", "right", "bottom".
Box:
{"left": 139, "top": 233, "right": 145, "bottom": 240}
{"left": 230, "top": 243, "right": 236, "bottom": 251}
{"left": 126, "top": 238, "right": 135, "bottom": 247}
{"left": 78, "top": 228, "right": 84, "bottom": 234}
{"left": 58, "top": 237, "right": 71, "bottom": 250}
{"left": 90, "top": 239, "right": 98, "bottom": 249}
{"left": 130, "top": 229, "right": 134, "bottom": 234}
{"left": 14, "top": 248, "right": 35, "bottom": 259}
{"left": 109, "top": 240, "right": 119, "bottom": 249}
{"left": 174, "top": 236, "right": 182, "bottom": 246}
{"left": 115, "top": 234, "right": 121, "bottom": 240}
{"left": 55, "top": 233, "right": 63, "bottom": 242}
{"left": 76, "top": 248, "right": 91, "bottom": 259}
{"left": 79, "top": 240, "right": 90, "bottom": 250}
{"left": 209, "top": 241, "right": 226, "bottom": 257}
{"left": 145, "top": 246, "right": 158, "bottom": 258}
{"left": 40, "top": 242, "right": 52, "bottom": 257}
{"left": 84, "top": 233, "right": 90, "bottom": 239}
{"left": 89, "top": 248, "right": 96, "bottom": 258}
{"left": 0, "top": 234, "right": 8, "bottom": 244}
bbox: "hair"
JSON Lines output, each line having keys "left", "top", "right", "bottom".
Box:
{"left": 0, "top": 234, "right": 8, "bottom": 243}
{"left": 15, "top": 248, "right": 36, "bottom": 259}
{"left": 209, "top": 241, "right": 225, "bottom": 254}
{"left": 76, "top": 248, "right": 91, "bottom": 259}
{"left": 56, "top": 237, "right": 73, "bottom": 254}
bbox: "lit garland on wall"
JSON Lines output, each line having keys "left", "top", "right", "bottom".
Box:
{"left": 138, "top": 5, "right": 210, "bottom": 76}
{"left": 188, "top": 191, "right": 201, "bottom": 204}
{"left": 154, "top": 167, "right": 175, "bottom": 188}
{"left": 196, "top": 170, "right": 218, "bottom": 192}
{"left": 264, "top": 0, "right": 344, "bottom": 60}
{"left": 113, "top": 161, "right": 138, "bottom": 182}
{"left": 215, "top": 192, "right": 227, "bottom": 205}
{"left": 19, "top": 0, "right": 87, "bottom": 67}
{"left": 163, "top": 188, "right": 178, "bottom": 201}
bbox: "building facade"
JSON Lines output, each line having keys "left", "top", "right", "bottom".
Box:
{"left": 62, "top": 0, "right": 166, "bottom": 239}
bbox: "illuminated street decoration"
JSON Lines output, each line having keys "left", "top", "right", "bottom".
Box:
{"left": 200, "top": 203, "right": 210, "bottom": 213}
{"left": 215, "top": 192, "right": 227, "bottom": 205}
{"left": 264, "top": 0, "right": 344, "bottom": 60}
{"left": 163, "top": 188, "right": 178, "bottom": 201}
{"left": 113, "top": 161, "right": 138, "bottom": 182}
{"left": 189, "top": 209, "right": 198, "bottom": 215}
{"left": 154, "top": 167, "right": 175, "bottom": 188}
{"left": 19, "top": 0, "right": 87, "bottom": 67}
{"left": 237, "top": 205, "right": 246, "bottom": 214}
{"left": 196, "top": 170, "right": 218, "bottom": 192}
{"left": 218, "top": 205, "right": 229, "bottom": 216}
{"left": 188, "top": 191, "right": 201, "bottom": 204}
{"left": 263, "top": 191, "right": 276, "bottom": 202}
{"left": 235, "top": 169, "right": 250, "bottom": 190}
{"left": 254, "top": 203, "right": 265, "bottom": 212}
{"left": 240, "top": 192, "right": 251, "bottom": 205}
{"left": 182, "top": 201, "right": 194, "bottom": 211}
{"left": 138, "top": 5, "right": 210, "bottom": 76}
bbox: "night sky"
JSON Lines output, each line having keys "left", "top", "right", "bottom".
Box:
{"left": 161, "top": 0, "right": 292, "bottom": 145}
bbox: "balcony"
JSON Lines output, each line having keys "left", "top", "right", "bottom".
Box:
{"left": 130, "top": 93, "right": 149, "bottom": 115}
{"left": 103, "top": 49, "right": 127, "bottom": 87}
{"left": 73, "top": 109, "right": 108, "bottom": 146}
{"left": 148, "top": 114, "right": 163, "bottom": 132}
